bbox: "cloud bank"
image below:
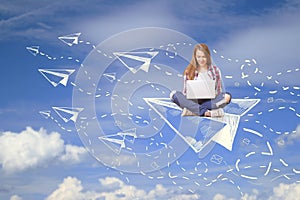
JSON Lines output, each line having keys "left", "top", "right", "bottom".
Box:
{"left": 45, "top": 176, "right": 200, "bottom": 200}
{"left": 0, "top": 127, "right": 87, "bottom": 173}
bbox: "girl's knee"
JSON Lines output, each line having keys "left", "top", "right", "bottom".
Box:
{"left": 225, "top": 92, "right": 232, "bottom": 104}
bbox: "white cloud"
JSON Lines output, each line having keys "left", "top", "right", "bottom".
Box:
{"left": 76, "top": 0, "right": 181, "bottom": 44}
{"left": 0, "top": 127, "right": 64, "bottom": 173}
{"left": 46, "top": 176, "right": 201, "bottom": 200}
{"left": 147, "top": 184, "right": 168, "bottom": 198}
{"left": 241, "top": 192, "right": 259, "bottom": 200}
{"left": 10, "top": 195, "right": 23, "bottom": 200}
{"left": 213, "top": 193, "right": 236, "bottom": 200}
{"left": 99, "top": 176, "right": 123, "bottom": 188}
{"left": 0, "top": 0, "right": 180, "bottom": 43}
{"left": 213, "top": 193, "right": 227, "bottom": 200}
{"left": 268, "top": 183, "right": 300, "bottom": 200}
{"left": 215, "top": 183, "right": 300, "bottom": 200}
{"left": 169, "top": 193, "right": 200, "bottom": 200}
{"left": 287, "top": 125, "right": 300, "bottom": 144}
{"left": 45, "top": 176, "right": 100, "bottom": 200}
{"left": 214, "top": 3, "right": 300, "bottom": 85}
{"left": 59, "top": 144, "right": 87, "bottom": 164}
{"left": 0, "top": 127, "right": 87, "bottom": 173}
{"left": 276, "top": 124, "right": 300, "bottom": 147}
{"left": 46, "top": 176, "right": 145, "bottom": 200}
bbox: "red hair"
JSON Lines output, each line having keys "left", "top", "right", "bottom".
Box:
{"left": 184, "top": 43, "right": 212, "bottom": 80}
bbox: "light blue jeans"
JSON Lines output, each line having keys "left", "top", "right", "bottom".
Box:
{"left": 170, "top": 91, "right": 231, "bottom": 116}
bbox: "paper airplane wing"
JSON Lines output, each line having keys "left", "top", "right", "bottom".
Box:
{"left": 224, "top": 99, "right": 260, "bottom": 116}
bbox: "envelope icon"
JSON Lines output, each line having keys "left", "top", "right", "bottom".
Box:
{"left": 242, "top": 138, "right": 250, "bottom": 145}
{"left": 210, "top": 154, "right": 223, "bottom": 165}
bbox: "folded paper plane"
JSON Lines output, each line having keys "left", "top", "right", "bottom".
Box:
{"left": 113, "top": 51, "right": 158, "bottom": 73}
{"left": 58, "top": 33, "right": 81, "bottom": 46}
{"left": 103, "top": 73, "right": 117, "bottom": 82}
{"left": 26, "top": 46, "right": 39, "bottom": 56}
{"left": 98, "top": 129, "right": 137, "bottom": 154}
{"left": 52, "top": 107, "right": 83, "bottom": 123}
{"left": 38, "top": 69, "right": 75, "bottom": 87}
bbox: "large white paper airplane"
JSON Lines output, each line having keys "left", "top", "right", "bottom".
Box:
{"left": 113, "top": 51, "right": 158, "bottom": 73}
{"left": 58, "top": 32, "right": 81, "bottom": 46}
{"left": 38, "top": 69, "right": 75, "bottom": 87}
{"left": 26, "top": 46, "right": 39, "bottom": 56}
{"left": 52, "top": 107, "right": 84, "bottom": 123}
{"left": 144, "top": 97, "right": 260, "bottom": 156}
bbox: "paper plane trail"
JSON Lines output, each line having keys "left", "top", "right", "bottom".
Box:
{"left": 113, "top": 51, "right": 158, "bottom": 73}
{"left": 144, "top": 97, "right": 260, "bottom": 157}
{"left": 58, "top": 32, "right": 81, "bottom": 46}
{"left": 38, "top": 69, "right": 75, "bottom": 87}
{"left": 52, "top": 107, "right": 83, "bottom": 123}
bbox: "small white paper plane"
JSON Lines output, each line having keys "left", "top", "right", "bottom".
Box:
{"left": 113, "top": 51, "right": 158, "bottom": 73}
{"left": 26, "top": 46, "right": 39, "bottom": 56}
{"left": 39, "top": 110, "right": 51, "bottom": 119}
{"left": 99, "top": 136, "right": 125, "bottom": 148}
{"left": 38, "top": 69, "right": 75, "bottom": 87}
{"left": 58, "top": 32, "right": 81, "bottom": 46}
{"left": 98, "top": 128, "right": 137, "bottom": 154}
{"left": 98, "top": 134, "right": 126, "bottom": 154}
{"left": 52, "top": 107, "right": 84, "bottom": 123}
{"left": 103, "top": 73, "right": 117, "bottom": 82}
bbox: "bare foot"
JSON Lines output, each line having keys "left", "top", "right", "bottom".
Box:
{"left": 204, "top": 111, "right": 211, "bottom": 117}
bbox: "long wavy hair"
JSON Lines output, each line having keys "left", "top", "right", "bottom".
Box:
{"left": 184, "top": 43, "right": 212, "bottom": 80}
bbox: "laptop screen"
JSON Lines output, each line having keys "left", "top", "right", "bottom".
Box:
{"left": 186, "top": 80, "right": 216, "bottom": 99}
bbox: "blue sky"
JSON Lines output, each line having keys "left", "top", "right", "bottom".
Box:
{"left": 1, "top": 0, "right": 300, "bottom": 199}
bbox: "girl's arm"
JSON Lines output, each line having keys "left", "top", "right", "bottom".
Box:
{"left": 215, "top": 67, "right": 223, "bottom": 95}
{"left": 182, "top": 72, "right": 189, "bottom": 95}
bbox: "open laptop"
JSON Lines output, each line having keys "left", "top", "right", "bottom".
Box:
{"left": 186, "top": 79, "right": 216, "bottom": 99}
